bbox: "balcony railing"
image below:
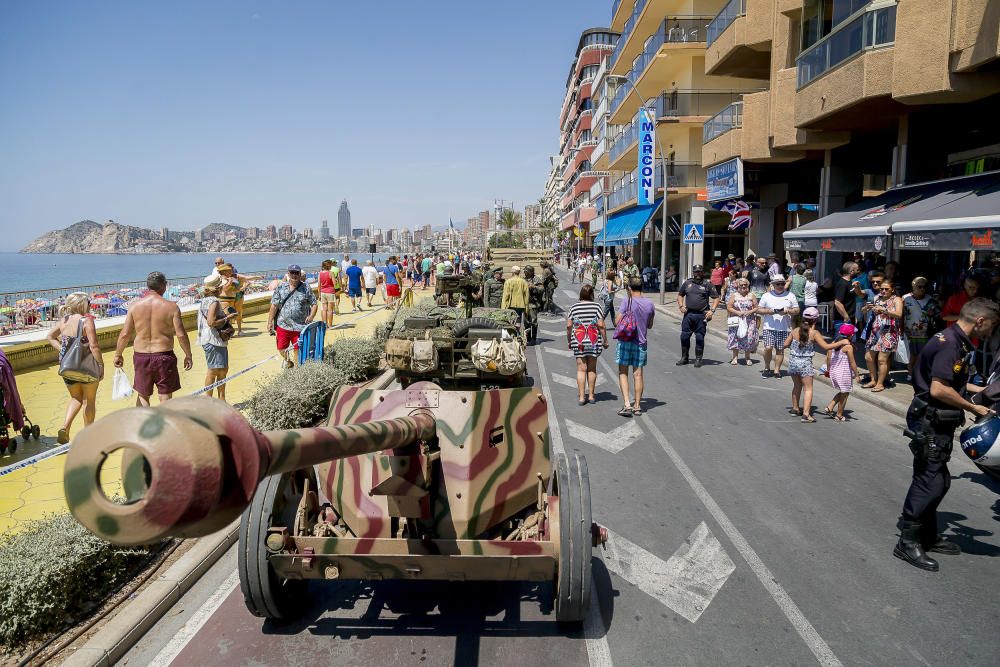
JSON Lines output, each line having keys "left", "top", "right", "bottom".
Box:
{"left": 707, "top": 0, "right": 745, "bottom": 47}
{"left": 654, "top": 89, "right": 757, "bottom": 118}
{"left": 609, "top": 0, "right": 648, "bottom": 68}
{"left": 607, "top": 162, "right": 705, "bottom": 210}
{"left": 703, "top": 102, "right": 743, "bottom": 143}
{"left": 609, "top": 17, "right": 711, "bottom": 116}
{"left": 608, "top": 110, "right": 643, "bottom": 162}
{"left": 797, "top": 3, "right": 897, "bottom": 87}
{"left": 609, "top": 175, "right": 638, "bottom": 209}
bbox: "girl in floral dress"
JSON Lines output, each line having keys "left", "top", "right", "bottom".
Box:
{"left": 862, "top": 280, "right": 902, "bottom": 392}
{"left": 823, "top": 323, "right": 859, "bottom": 421}
{"left": 725, "top": 278, "right": 759, "bottom": 365}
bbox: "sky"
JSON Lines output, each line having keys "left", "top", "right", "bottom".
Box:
{"left": 0, "top": 0, "right": 611, "bottom": 247}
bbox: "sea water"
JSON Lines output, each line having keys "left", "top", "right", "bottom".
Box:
{"left": 0, "top": 252, "right": 393, "bottom": 294}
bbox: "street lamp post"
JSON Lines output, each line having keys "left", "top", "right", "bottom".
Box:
{"left": 609, "top": 76, "right": 672, "bottom": 305}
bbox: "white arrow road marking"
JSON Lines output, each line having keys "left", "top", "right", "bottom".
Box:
{"left": 545, "top": 347, "right": 574, "bottom": 358}
{"left": 552, "top": 372, "right": 605, "bottom": 388}
{"left": 565, "top": 419, "right": 643, "bottom": 453}
{"left": 602, "top": 523, "right": 735, "bottom": 623}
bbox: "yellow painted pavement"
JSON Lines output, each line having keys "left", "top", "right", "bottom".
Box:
{"left": 0, "top": 294, "right": 394, "bottom": 536}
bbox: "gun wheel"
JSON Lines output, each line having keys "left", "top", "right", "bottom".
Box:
{"left": 551, "top": 452, "right": 592, "bottom": 625}
{"left": 239, "top": 467, "right": 318, "bottom": 620}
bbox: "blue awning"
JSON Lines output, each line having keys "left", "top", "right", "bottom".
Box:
{"left": 599, "top": 199, "right": 662, "bottom": 247}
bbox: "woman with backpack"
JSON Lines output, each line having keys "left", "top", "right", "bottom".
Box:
{"left": 566, "top": 284, "right": 608, "bottom": 406}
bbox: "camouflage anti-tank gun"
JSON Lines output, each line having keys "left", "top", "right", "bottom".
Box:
{"left": 63, "top": 388, "right": 604, "bottom": 623}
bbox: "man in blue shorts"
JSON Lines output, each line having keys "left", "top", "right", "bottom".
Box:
{"left": 345, "top": 259, "right": 364, "bottom": 312}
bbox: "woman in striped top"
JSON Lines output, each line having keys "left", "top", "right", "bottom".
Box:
{"left": 566, "top": 284, "right": 608, "bottom": 406}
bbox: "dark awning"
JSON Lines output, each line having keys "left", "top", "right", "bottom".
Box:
{"left": 784, "top": 170, "right": 1000, "bottom": 253}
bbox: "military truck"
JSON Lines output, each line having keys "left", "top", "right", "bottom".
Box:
{"left": 385, "top": 275, "right": 527, "bottom": 389}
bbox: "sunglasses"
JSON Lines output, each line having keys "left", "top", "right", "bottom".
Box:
{"left": 879, "top": 287, "right": 892, "bottom": 291}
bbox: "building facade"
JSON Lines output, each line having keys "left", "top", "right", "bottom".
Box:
{"left": 337, "top": 200, "right": 351, "bottom": 238}
{"left": 558, "top": 28, "right": 620, "bottom": 248}
{"left": 319, "top": 219, "right": 330, "bottom": 240}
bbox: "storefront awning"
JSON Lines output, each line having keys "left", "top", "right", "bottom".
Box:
{"left": 598, "top": 199, "right": 662, "bottom": 247}
{"left": 784, "top": 170, "right": 1000, "bottom": 253}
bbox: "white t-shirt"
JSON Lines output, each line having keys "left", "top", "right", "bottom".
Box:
{"left": 362, "top": 265, "right": 379, "bottom": 289}
{"left": 758, "top": 290, "right": 798, "bottom": 330}
{"left": 804, "top": 280, "right": 818, "bottom": 306}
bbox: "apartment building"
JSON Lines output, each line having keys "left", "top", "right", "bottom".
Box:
{"left": 598, "top": 0, "right": 764, "bottom": 273}
{"left": 558, "top": 28, "right": 620, "bottom": 248}
{"left": 701, "top": 0, "right": 1000, "bottom": 277}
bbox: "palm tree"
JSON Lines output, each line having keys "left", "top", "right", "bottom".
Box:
{"left": 538, "top": 219, "right": 557, "bottom": 246}
{"left": 498, "top": 209, "right": 521, "bottom": 233}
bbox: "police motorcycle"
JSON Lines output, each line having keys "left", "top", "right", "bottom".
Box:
{"left": 960, "top": 338, "right": 1000, "bottom": 483}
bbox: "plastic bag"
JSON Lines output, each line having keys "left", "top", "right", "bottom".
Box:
{"left": 112, "top": 368, "right": 134, "bottom": 401}
{"left": 895, "top": 335, "right": 910, "bottom": 365}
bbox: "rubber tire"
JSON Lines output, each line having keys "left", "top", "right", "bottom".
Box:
{"left": 451, "top": 317, "right": 503, "bottom": 340}
{"left": 553, "top": 452, "right": 592, "bottom": 624}
{"left": 238, "top": 469, "right": 315, "bottom": 620}
{"left": 20, "top": 426, "right": 30, "bottom": 440}
{"left": 31, "top": 425, "right": 40, "bottom": 440}
{"left": 8, "top": 438, "right": 16, "bottom": 455}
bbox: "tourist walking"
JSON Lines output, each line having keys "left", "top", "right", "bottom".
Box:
{"left": 47, "top": 292, "right": 103, "bottom": 444}
{"left": 266, "top": 264, "right": 317, "bottom": 368}
{"left": 344, "top": 259, "right": 365, "bottom": 311}
{"left": 566, "top": 284, "right": 608, "bottom": 405}
{"left": 114, "top": 272, "right": 193, "bottom": 406}
{"left": 675, "top": 264, "right": 720, "bottom": 368}
{"left": 501, "top": 266, "right": 530, "bottom": 329}
{"left": 614, "top": 278, "right": 655, "bottom": 416}
{"left": 789, "top": 264, "right": 807, "bottom": 313}
{"left": 803, "top": 269, "right": 819, "bottom": 308}
{"left": 198, "top": 275, "right": 236, "bottom": 401}
{"left": 748, "top": 256, "right": 771, "bottom": 299}
{"left": 726, "top": 278, "right": 759, "bottom": 365}
{"left": 823, "top": 323, "right": 859, "bottom": 421}
{"left": 598, "top": 270, "right": 618, "bottom": 323}
{"left": 362, "top": 260, "right": 379, "bottom": 308}
{"left": 862, "top": 280, "right": 902, "bottom": 392}
{"left": 384, "top": 256, "right": 401, "bottom": 308}
{"left": 784, "top": 307, "right": 846, "bottom": 422}
{"left": 318, "top": 260, "right": 338, "bottom": 325}
{"left": 757, "top": 275, "right": 799, "bottom": 378}
{"left": 710, "top": 260, "right": 726, "bottom": 299}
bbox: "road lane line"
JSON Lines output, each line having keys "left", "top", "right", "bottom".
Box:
{"left": 595, "top": 354, "right": 843, "bottom": 667}
{"left": 534, "top": 344, "right": 614, "bottom": 667}
{"left": 149, "top": 570, "right": 239, "bottom": 667}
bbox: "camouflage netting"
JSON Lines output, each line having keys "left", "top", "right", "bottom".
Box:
{"left": 377, "top": 300, "right": 520, "bottom": 349}
{"left": 0, "top": 513, "right": 157, "bottom": 649}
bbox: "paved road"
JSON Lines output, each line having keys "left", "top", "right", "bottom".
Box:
{"left": 122, "top": 285, "right": 1000, "bottom": 666}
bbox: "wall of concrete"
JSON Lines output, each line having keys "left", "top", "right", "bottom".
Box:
{"left": 795, "top": 48, "right": 894, "bottom": 128}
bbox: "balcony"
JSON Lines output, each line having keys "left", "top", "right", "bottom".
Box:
{"left": 609, "top": 0, "right": 648, "bottom": 71}
{"left": 607, "top": 162, "right": 705, "bottom": 212}
{"left": 797, "top": 3, "right": 896, "bottom": 87}
{"left": 608, "top": 16, "right": 711, "bottom": 121}
{"left": 654, "top": 89, "right": 754, "bottom": 120}
{"left": 703, "top": 102, "right": 742, "bottom": 143}
{"left": 705, "top": 0, "right": 772, "bottom": 79}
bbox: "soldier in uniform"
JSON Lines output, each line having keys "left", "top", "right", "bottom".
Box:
{"left": 484, "top": 266, "right": 505, "bottom": 309}
{"left": 523, "top": 265, "right": 545, "bottom": 344}
{"left": 540, "top": 261, "right": 559, "bottom": 313}
{"left": 895, "top": 297, "right": 998, "bottom": 571}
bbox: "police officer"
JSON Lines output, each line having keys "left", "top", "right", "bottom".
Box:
{"left": 675, "top": 264, "right": 720, "bottom": 367}
{"left": 895, "top": 297, "right": 999, "bottom": 571}
{"left": 523, "top": 265, "right": 545, "bottom": 344}
{"left": 484, "top": 266, "right": 505, "bottom": 309}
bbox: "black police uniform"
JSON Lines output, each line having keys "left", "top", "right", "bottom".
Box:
{"left": 895, "top": 326, "right": 973, "bottom": 570}
{"left": 677, "top": 277, "right": 719, "bottom": 365}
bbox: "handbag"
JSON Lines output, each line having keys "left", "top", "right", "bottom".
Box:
{"left": 895, "top": 334, "right": 910, "bottom": 365}
{"left": 726, "top": 315, "right": 741, "bottom": 327}
{"left": 613, "top": 296, "right": 638, "bottom": 342}
{"left": 202, "top": 300, "right": 234, "bottom": 341}
{"left": 58, "top": 317, "right": 104, "bottom": 383}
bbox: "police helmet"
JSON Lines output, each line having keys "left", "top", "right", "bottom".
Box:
{"left": 959, "top": 414, "right": 1000, "bottom": 469}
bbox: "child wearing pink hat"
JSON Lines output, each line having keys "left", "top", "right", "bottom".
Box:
{"left": 823, "top": 323, "right": 859, "bottom": 421}
{"left": 784, "top": 307, "right": 850, "bottom": 422}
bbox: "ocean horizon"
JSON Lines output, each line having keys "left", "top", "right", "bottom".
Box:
{"left": 0, "top": 251, "right": 393, "bottom": 294}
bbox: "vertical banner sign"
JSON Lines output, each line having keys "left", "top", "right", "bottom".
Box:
{"left": 637, "top": 106, "right": 655, "bottom": 205}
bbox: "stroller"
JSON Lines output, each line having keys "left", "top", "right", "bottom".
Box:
{"left": 0, "top": 349, "right": 40, "bottom": 455}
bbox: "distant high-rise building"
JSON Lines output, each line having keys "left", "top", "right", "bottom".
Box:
{"left": 319, "top": 219, "right": 330, "bottom": 240}
{"left": 246, "top": 227, "right": 259, "bottom": 239}
{"left": 265, "top": 225, "right": 277, "bottom": 240}
{"left": 422, "top": 224, "right": 432, "bottom": 240}
{"left": 338, "top": 200, "right": 351, "bottom": 238}
{"left": 352, "top": 227, "right": 364, "bottom": 239}
{"left": 279, "top": 225, "right": 294, "bottom": 240}
{"left": 194, "top": 227, "right": 204, "bottom": 242}
{"left": 160, "top": 227, "right": 169, "bottom": 241}
{"left": 303, "top": 227, "right": 314, "bottom": 239}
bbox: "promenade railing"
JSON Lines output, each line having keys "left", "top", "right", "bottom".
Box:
{"left": 0, "top": 266, "right": 321, "bottom": 336}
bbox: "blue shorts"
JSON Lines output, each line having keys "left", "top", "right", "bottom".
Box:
{"left": 615, "top": 341, "right": 647, "bottom": 368}
{"left": 202, "top": 343, "right": 229, "bottom": 369}
{"left": 348, "top": 287, "right": 362, "bottom": 298}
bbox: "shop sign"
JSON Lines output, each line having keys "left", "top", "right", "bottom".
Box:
{"left": 820, "top": 239, "right": 834, "bottom": 250}
{"left": 873, "top": 236, "right": 884, "bottom": 252}
{"left": 784, "top": 239, "right": 805, "bottom": 250}
{"left": 898, "top": 233, "right": 931, "bottom": 249}
{"left": 706, "top": 158, "right": 744, "bottom": 202}
{"left": 971, "top": 229, "right": 994, "bottom": 249}
{"left": 637, "top": 107, "right": 655, "bottom": 205}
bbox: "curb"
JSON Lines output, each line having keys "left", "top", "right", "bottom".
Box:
{"left": 654, "top": 304, "right": 909, "bottom": 419}
{"left": 61, "top": 366, "right": 399, "bottom": 667}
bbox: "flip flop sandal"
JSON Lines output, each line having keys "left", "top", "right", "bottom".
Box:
{"left": 870, "top": 386, "right": 885, "bottom": 393}
{"left": 821, "top": 408, "right": 834, "bottom": 416}
{"left": 631, "top": 408, "right": 643, "bottom": 416}
{"left": 789, "top": 408, "right": 802, "bottom": 415}
{"left": 617, "top": 407, "right": 632, "bottom": 417}
{"left": 578, "top": 399, "right": 588, "bottom": 406}
{"left": 801, "top": 416, "right": 816, "bottom": 423}
{"left": 833, "top": 415, "right": 847, "bottom": 422}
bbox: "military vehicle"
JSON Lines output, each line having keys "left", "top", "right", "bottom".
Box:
{"left": 63, "top": 389, "right": 605, "bottom": 623}
{"left": 386, "top": 275, "right": 527, "bottom": 389}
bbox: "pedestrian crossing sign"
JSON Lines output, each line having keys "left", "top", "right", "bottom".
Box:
{"left": 683, "top": 223, "right": 704, "bottom": 244}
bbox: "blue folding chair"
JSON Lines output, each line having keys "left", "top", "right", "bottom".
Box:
{"left": 297, "top": 321, "right": 327, "bottom": 365}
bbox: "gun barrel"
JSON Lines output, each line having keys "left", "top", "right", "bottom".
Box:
{"left": 63, "top": 397, "right": 436, "bottom": 546}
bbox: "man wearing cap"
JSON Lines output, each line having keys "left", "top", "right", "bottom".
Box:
{"left": 676, "top": 264, "right": 721, "bottom": 367}
{"left": 267, "top": 264, "right": 317, "bottom": 368}
{"left": 757, "top": 275, "right": 800, "bottom": 378}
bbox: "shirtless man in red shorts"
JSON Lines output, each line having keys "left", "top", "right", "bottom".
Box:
{"left": 114, "top": 271, "right": 193, "bottom": 406}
